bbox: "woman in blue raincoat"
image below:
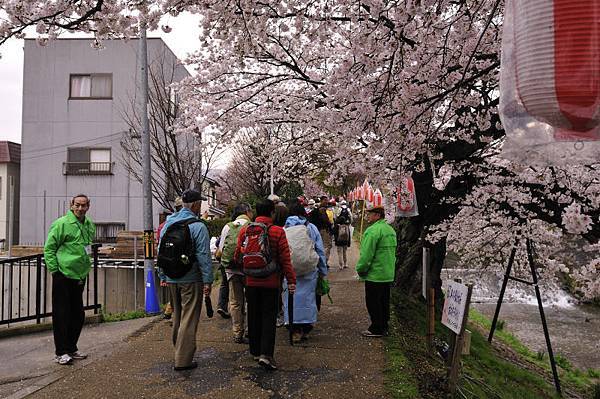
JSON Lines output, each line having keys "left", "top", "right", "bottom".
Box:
{"left": 283, "top": 201, "right": 328, "bottom": 343}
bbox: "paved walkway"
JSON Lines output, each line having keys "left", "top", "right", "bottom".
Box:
{"left": 26, "top": 245, "right": 389, "bottom": 399}
{"left": 0, "top": 317, "right": 159, "bottom": 399}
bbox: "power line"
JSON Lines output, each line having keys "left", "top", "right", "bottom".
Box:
{"left": 20, "top": 136, "right": 124, "bottom": 161}
{"left": 20, "top": 131, "right": 125, "bottom": 155}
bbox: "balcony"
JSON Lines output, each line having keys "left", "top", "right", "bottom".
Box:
{"left": 63, "top": 162, "right": 114, "bottom": 175}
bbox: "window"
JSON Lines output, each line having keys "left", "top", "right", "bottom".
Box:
{"left": 64, "top": 147, "right": 113, "bottom": 175}
{"left": 69, "top": 74, "right": 112, "bottom": 99}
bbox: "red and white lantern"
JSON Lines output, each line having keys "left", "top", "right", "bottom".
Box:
{"left": 396, "top": 177, "right": 418, "bottom": 217}
{"left": 366, "top": 184, "right": 374, "bottom": 203}
{"left": 516, "top": 0, "right": 600, "bottom": 139}
{"left": 373, "top": 189, "right": 383, "bottom": 207}
{"left": 500, "top": 0, "right": 600, "bottom": 164}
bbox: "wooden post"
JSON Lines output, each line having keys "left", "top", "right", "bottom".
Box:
{"left": 428, "top": 288, "right": 435, "bottom": 352}
{"left": 423, "top": 247, "right": 435, "bottom": 353}
{"left": 447, "top": 283, "right": 473, "bottom": 394}
{"left": 358, "top": 200, "right": 366, "bottom": 241}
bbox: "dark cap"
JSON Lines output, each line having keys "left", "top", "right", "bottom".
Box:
{"left": 366, "top": 205, "right": 385, "bottom": 216}
{"left": 181, "top": 189, "right": 204, "bottom": 203}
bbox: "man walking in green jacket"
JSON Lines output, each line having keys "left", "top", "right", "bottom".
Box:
{"left": 44, "top": 194, "right": 96, "bottom": 365}
{"left": 355, "top": 205, "right": 397, "bottom": 338}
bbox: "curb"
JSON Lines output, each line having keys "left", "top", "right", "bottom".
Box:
{"left": 0, "top": 314, "right": 103, "bottom": 339}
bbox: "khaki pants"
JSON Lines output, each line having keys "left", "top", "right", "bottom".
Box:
{"left": 320, "top": 229, "right": 332, "bottom": 262}
{"left": 169, "top": 282, "right": 203, "bottom": 368}
{"left": 337, "top": 246, "right": 348, "bottom": 268}
{"left": 228, "top": 274, "right": 245, "bottom": 338}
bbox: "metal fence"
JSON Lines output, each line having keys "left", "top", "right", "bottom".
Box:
{"left": 0, "top": 244, "right": 101, "bottom": 327}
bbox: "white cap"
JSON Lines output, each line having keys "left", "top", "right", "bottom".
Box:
{"left": 267, "top": 194, "right": 281, "bottom": 202}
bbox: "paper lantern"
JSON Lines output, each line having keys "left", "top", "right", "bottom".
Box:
{"left": 373, "top": 189, "right": 383, "bottom": 207}
{"left": 367, "top": 184, "right": 374, "bottom": 203}
{"left": 397, "top": 177, "right": 418, "bottom": 217}
{"left": 513, "top": 0, "right": 600, "bottom": 139}
{"left": 500, "top": 0, "right": 600, "bottom": 164}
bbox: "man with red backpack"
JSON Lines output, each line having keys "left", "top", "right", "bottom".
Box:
{"left": 235, "top": 199, "right": 296, "bottom": 370}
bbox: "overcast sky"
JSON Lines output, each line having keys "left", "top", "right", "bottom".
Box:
{"left": 0, "top": 13, "right": 202, "bottom": 144}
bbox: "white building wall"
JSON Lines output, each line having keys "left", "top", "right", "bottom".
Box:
{"left": 20, "top": 38, "right": 189, "bottom": 244}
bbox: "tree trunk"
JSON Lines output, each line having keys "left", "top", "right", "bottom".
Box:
{"left": 392, "top": 166, "right": 450, "bottom": 305}
{"left": 394, "top": 216, "right": 446, "bottom": 305}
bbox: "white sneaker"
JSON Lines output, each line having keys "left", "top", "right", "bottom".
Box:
{"left": 54, "top": 354, "right": 73, "bottom": 365}
{"left": 69, "top": 351, "right": 88, "bottom": 360}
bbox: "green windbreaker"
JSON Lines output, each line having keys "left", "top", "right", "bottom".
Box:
{"left": 44, "top": 210, "right": 96, "bottom": 280}
{"left": 355, "top": 219, "right": 397, "bottom": 282}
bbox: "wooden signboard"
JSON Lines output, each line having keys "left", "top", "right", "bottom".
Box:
{"left": 442, "top": 281, "right": 469, "bottom": 335}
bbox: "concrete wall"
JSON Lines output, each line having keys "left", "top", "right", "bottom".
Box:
{"left": 20, "top": 38, "right": 189, "bottom": 245}
{"left": 0, "top": 163, "right": 20, "bottom": 245}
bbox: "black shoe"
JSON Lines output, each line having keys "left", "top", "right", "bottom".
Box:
{"left": 217, "top": 308, "right": 231, "bottom": 319}
{"left": 174, "top": 361, "right": 198, "bottom": 371}
{"left": 163, "top": 313, "right": 172, "bottom": 320}
{"left": 233, "top": 336, "right": 248, "bottom": 344}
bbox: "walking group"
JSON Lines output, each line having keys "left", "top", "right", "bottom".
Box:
{"left": 43, "top": 190, "right": 397, "bottom": 372}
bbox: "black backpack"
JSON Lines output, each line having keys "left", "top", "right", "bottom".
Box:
{"left": 157, "top": 218, "right": 201, "bottom": 279}
{"left": 336, "top": 208, "right": 350, "bottom": 225}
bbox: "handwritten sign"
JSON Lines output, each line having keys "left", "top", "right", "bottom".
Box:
{"left": 442, "top": 281, "right": 469, "bottom": 334}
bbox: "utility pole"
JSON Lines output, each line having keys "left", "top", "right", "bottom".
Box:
{"left": 7, "top": 176, "right": 14, "bottom": 258}
{"left": 269, "top": 129, "right": 274, "bottom": 195}
{"left": 139, "top": 26, "right": 160, "bottom": 314}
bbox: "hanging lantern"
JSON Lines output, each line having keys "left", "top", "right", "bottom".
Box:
{"left": 396, "top": 177, "right": 419, "bottom": 217}
{"left": 367, "top": 184, "right": 374, "bottom": 203}
{"left": 373, "top": 189, "right": 383, "bottom": 207}
{"left": 500, "top": 0, "right": 600, "bottom": 164}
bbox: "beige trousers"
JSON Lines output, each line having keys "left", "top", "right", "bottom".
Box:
{"left": 228, "top": 274, "right": 246, "bottom": 338}
{"left": 169, "top": 282, "right": 203, "bottom": 368}
{"left": 320, "top": 229, "right": 333, "bottom": 262}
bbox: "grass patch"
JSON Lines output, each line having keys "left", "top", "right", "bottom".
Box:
{"left": 470, "top": 309, "right": 599, "bottom": 394}
{"left": 385, "top": 290, "right": 596, "bottom": 398}
{"left": 102, "top": 309, "right": 148, "bottom": 323}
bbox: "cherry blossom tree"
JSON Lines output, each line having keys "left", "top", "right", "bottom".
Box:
{"left": 217, "top": 126, "right": 330, "bottom": 203}
{"left": 3, "top": 1, "right": 598, "bottom": 300}
{"left": 173, "top": 0, "right": 598, "bottom": 301}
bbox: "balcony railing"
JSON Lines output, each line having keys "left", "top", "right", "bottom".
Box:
{"left": 63, "top": 162, "right": 114, "bottom": 175}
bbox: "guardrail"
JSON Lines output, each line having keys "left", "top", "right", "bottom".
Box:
{"left": 0, "top": 244, "right": 102, "bottom": 326}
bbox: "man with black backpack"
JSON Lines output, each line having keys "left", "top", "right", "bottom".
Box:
{"left": 157, "top": 189, "right": 213, "bottom": 371}
{"left": 234, "top": 199, "right": 297, "bottom": 371}
{"left": 215, "top": 202, "right": 253, "bottom": 344}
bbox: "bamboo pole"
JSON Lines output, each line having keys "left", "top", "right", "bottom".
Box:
{"left": 358, "top": 200, "right": 366, "bottom": 241}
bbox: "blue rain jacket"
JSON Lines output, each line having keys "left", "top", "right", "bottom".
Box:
{"left": 158, "top": 208, "right": 213, "bottom": 284}
{"left": 282, "top": 216, "right": 328, "bottom": 325}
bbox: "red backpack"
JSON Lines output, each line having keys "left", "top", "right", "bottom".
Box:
{"left": 240, "top": 223, "right": 280, "bottom": 278}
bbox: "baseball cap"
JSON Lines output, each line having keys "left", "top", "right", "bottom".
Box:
{"left": 181, "top": 189, "right": 204, "bottom": 203}
{"left": 366, "top": 205, "right": 385, "bottom": 216}
{"left": 267, "top": 194, "right": 281, "bottom": 203}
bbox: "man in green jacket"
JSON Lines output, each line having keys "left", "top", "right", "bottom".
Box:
{"left": 44, "top": 194, "right": 96, "bottom": 365}
{"left": 356, "top": 205, "right": 397, "bottom": 338}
